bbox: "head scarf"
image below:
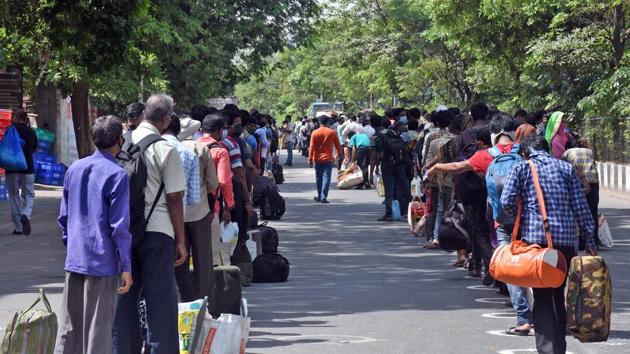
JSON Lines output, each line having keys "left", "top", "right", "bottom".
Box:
{"left": 545, "top": 112, "right": 568, "bottom": 158}
{"left": 515, "top": 124, "right": 537, "bottom": 143}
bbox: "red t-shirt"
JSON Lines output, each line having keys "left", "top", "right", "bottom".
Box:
{"left": 468, "top": 143, "right": 515, "bottom": 174}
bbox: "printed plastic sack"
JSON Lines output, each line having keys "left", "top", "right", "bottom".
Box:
{"left": 375, "top": 173, "right": 385, "bottom": 197}
{"left": 193, "top": 314, "right": 251, "bottom": 354}
{"left": 1, "top": 289, "right": 57, "bottom": 354}
{"left": 0, "top": 126, "right": 27, "bottom": 171}
{"left": 407, "top": 198, "right": 426, "bottom": 227}
{"left": 178, "top": 299, "right": 207, "bottom": 354}
{"left": 337, "top": 164, "right": 363, "bottom": 189}
{"left": 598, "top": 215, "right": 613, "bottom": 248}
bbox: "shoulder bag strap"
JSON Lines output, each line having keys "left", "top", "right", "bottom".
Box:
{"left": 527, "top": 160, "right": 553, "bottom": 248}
{"left": 139, "top": 134, "right": 165, "bottom": 223}
{"left": 511, "top": 198, "right": 523, "bottom": 242}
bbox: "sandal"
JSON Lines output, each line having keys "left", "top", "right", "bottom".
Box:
{"left": 452, "top": 259, "right": 466, "bottom": 267}
{"left": 424, "top": 241, "right": 440, "bottom": 249}
{"left": 506, "top": 326, "right": 531, "bottom": 336}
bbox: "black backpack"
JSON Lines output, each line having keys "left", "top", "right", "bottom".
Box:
{"left": 454, "top": 128, "right": 485, "bottom": 204}
{"left": 253, "top": 253, "right": 290, "bottom": 283}
{"left": 256, "top": 222, "right": 279, "bottom": 253}
{"left": 116, "top": 134, "right": 164, "bottom": 247}
{"left": 260, "top": 186, "right": 286, "bottom": 220}
{"left": 376, "top": 129, "right": 408, "bottom": 166}
{"left": 271, "top": 156, "right": 284, "bottom": 184}
{"left": 439, "top": 200, "right": 471, "bottom": 251}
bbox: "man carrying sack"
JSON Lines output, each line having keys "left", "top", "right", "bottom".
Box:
{"left": 499, "top": 134, "right": 597, "bottom": 354}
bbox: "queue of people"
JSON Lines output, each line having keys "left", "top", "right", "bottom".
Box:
{"left": 306, "top": 103, "right": 602, "bottom": 354}
{"left": 53, "top": 95, "right": 288, "bottom": 353}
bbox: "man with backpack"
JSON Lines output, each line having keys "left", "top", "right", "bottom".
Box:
{"left": 374, "top": 115, "right": 411, "bottom": 221}
{"left": 113, "top": 94, "right": 187, "bottom": 353}
{"left": 198, "top": 113, "right": 235, "bottom": 264}
{"left": 428, "top": 114, "right": 532, "bottom": 336}
{"left": 308, "top": 115, "right": 342, "bottom": 204}
{"left": 453, "top": 103, "right": 491, "bottom": 277}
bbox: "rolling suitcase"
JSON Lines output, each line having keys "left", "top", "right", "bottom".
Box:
{"left": 566, "top": 256, "right": 612, "bottom": 342}
{"left": 212, "top": 266, "right": 243, "bottom": 318}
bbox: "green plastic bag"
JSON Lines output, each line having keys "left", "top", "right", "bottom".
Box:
{"left": 1, "top": 289, "right": 58, "bottom": 354}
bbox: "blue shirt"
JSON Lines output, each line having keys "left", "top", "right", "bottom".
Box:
{"left": 164, "top": 134, "right": 201, "bottom": 207}
{"left": 58, "top": 150, "right": 131, "bottom": 276}
{"left": 349, "top": 133, "right": 371, "bottom": 148}
{"left": 500, "top": 151, "right": 596, "bottom": 249}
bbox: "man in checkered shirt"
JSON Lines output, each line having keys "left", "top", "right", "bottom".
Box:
{"left": 501, "top": 134, "right": 597, "bottom": 354}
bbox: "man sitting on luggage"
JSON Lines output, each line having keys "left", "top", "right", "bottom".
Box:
{"left": 501, "top": 134, "right": 597, "bottom": 354}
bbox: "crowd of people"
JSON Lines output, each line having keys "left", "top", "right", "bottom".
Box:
{"left": 4, "top": 94, "right": 602, "bottom": 354}
{"left": 303, "top": 103, "right": 600, "bottom": 354}
{"left": 52, "top": 94, "right": 292, "bottom": 353}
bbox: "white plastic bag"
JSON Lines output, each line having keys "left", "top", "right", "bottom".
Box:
{"left": 598, "top": 215, "right": 613, "bottom": 248}
{"left": 246, "top": 240, "right": 257, "bottom": 261}
{"left": 193, "top": 314, "right": 251, "bottom": 354}
{"left": 411, "top": 176, "right": 422, "bottom": 197}
{"left": 221, "top": 222, "right": 240, "bottom": 257}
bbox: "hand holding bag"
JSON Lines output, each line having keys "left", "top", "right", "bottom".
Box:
{"left": 489, "top": 160, "right": 568, "bottom": 289}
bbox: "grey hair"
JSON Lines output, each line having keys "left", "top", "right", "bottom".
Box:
{"left": 143, "top": 94, "right": 174, "bottom": 123}
{"left": 92, "top": 115, "right": 123, "bottom": 149}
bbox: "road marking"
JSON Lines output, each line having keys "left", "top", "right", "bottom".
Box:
{"left": 274, "top": 334, "right": 381, "bottom": 345}
{"left": 498, "top": 350, "right": 574, "bottom": 354}
{"left": 482, "top": 312, "right": 516, "bottom": 319}
{"left": 486, "top": 330, "right": 535, "bottom": 337}
{"left": 466, "top": 285, "right": 496, "bottom": 291}
{"left": 475, "top": 298, "right": 508, "bottom": 305}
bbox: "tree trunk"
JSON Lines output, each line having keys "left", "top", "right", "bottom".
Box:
{"left": 70, "top": 80, "right": 93, "bottom": 158}
{"left": 611, "top": 4, "right": 626, "bottom": 69}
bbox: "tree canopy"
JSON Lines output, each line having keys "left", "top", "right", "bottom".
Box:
{"left": 236, "top": 0, "right": 629, "bottom": 119}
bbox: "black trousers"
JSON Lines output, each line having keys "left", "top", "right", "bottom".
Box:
{"left": 532, "top": 245, "right": 576, "bottom": 354}
{"left": 464, "top": 199, "right": 492, "bottom": 271}
{"left": 354, "top": 147, "right": 370, "bottom": 186}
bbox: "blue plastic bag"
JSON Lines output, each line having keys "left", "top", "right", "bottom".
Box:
{"left": 392, "top": 200, "right": 401, "bottom": 221}
{"left": 0, "top": 125, "right": 27, "bottom": 171}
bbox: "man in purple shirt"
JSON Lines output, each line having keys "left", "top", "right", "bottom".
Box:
{"left": 55, "top": 116, "right": 132, "bottom": 354}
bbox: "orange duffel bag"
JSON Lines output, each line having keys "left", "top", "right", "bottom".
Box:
{"left": 489, "top": 160, "right": 568, "bottom": 288}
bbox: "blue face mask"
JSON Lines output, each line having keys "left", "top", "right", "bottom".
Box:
{"left": 399, "top": 116, "right": 408, "bottom": 124}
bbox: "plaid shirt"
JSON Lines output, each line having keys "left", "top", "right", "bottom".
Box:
{"left": 163, "top": 135, "right": 201, "bottom": 207}
{"left": 562, "top": 148, "right": 599, "bottom": 184}
{"left": 501, "top": 151, "right": 596, "bottom": 249}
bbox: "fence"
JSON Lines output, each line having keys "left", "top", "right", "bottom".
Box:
{"left": 586, "top": 117, "right": 629, "bottom": 164}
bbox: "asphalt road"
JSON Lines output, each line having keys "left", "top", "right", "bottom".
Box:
{"left": 0, "top": 154, "right": 629, "bottom": 354}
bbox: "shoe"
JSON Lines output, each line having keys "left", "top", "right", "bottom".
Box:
{"left": 482, "top": 272, "right": 495, "bottom": 287}
{"left": 20, "top": 215, "right": 31, "bottom": 236}
{"left": 469, "top": 269, "right": 482, "bottom": 278}
{"left": 12, "top": 230, "right": 23, "bottom": 235}
{"left": 377, "top": 215, "right": 393, "bottom": 222}
{"left": 313, "top": 197, "right": 321, "bottom": 202}
{"left": 321, "top": 199, "right": 330, "bottom": 204}
{"left": 506, "top": 326, "right": 531, "bottom": 336}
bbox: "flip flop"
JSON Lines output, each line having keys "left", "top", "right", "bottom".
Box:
{"left": 506, "top": 326, "right": 531, "bottom": 336}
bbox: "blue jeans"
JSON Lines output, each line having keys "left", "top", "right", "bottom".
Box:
{"left": 497, "top": 225, "right": 532, "bottom": 326}
{"left": 113, "top": 232, "right": 179, "bottom": 353}
{"left": 285, "top": 142, "right": 293, "bottom": 165}
{"left": 382, "top": 164, "right": 411, "bottom": 216}
{"left": 315, "top": 161, "right": 334, "bottom": 201}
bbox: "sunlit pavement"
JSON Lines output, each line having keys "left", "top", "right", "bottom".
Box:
{"left": 1, "top": 154, "right": 629, "bottom": 353}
